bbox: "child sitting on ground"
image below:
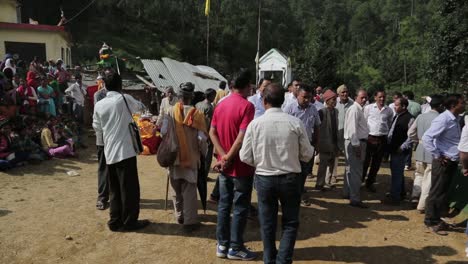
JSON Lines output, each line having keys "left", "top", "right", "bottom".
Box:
{"left": 11, "top": 125, "right": 48, "bottom": 162}
{"left": 0, "top": 120, "right": 30, "bottom": 169}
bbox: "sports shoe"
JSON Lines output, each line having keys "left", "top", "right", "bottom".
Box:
{"left": 216, "top": 244, "right": 228, "bottom": 258}
{"left": 227, "top": 247, "right": 257, "bottom": 260}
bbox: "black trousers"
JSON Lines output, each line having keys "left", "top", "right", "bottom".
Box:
{"left": 108, "top": 156, "right": 140, "bottom": 229}
{"left": 424, "top": 159, "right": 457, "bottom": 226}
{"left": 362, "top": 136, "right": 386, "bottom": 186}
{"left": 97, "top": 146, "right": 109, "bottom": 203}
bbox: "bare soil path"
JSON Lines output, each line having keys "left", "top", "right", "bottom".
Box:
{"left": 0, "top": 146, "right": 466, "bottom": 263}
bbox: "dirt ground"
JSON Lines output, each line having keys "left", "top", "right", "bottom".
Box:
{"left": 0, "top": 142, "right": 467, "bottom": 264}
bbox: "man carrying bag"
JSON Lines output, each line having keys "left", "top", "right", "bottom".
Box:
{"left": 93, "top": 71, "right": 150, "bottom": 232}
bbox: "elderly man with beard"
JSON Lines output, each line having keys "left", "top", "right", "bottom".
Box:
{"left": 156, "top": 86, "right": 177, "bottom": 127}
{"left": 163, "top": 82, "right": 207, "bottom": 232}
{"left": 316, "top": 90, "right": 339, "bottom": 190}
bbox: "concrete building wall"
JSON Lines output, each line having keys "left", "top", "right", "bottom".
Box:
{"left": 0, "top": 0, "right": 17, "bottom": 23}
{"left": 0, "top": 29, "right": 71, "bottom": 65}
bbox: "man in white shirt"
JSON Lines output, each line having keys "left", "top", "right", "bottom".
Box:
{"left": 65, "top": 73, "right": 88, "bottom": 147}
{"left": 343, "top": 89, "right": 369, "bottom": 208}
{"left": 93, "top": 71, "right": 150, "bottom": 232}
{"left": 389, "top": 91, "right": 403, "bottom": 116}
{"left": 65, "top": 74, "right": 86, "bottom": 123}
{"left": 248, "top": 78, "right": 272, "bottom": 119}
{"left": 240, "top": 83, "right": 313, "bottom": 264}
{"left": 282, "top": 78, "right": 302, "bottom": 108}
{"left": 156, "top": 86, "right": 177, "bottom": 127}
{"left": 362, "top": 90, "right": 393, "bottom": 192}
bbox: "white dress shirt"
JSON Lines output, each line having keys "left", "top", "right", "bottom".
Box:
{"left": 239, "top": 108, "right": 314, "bottom": 176}
{"left": 156, "top": 96, "right": 177, "bottom": 127}
{"left": 313, "top": 100, "right": 324, "bottom": 110}
{"left": 389, "top": 103, "right": 396, "bottom": 116}
{"left": 344, "top": 102, "right": 370, "bottom": 146}
{"left": 93, "top": 91, "right": 142, "bottom": 165}
{"left": 458, "top": 123, "right": 468, "bottom": 152}
{"left": 65, "top": 82, "right": 87, "bottom": 106}
{"left": 364, "top": 103, "right": 393, "bottom": 136}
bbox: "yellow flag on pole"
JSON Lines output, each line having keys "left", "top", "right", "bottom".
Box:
{"left": 205, "top": 0, "right": 210, "bottom": 16}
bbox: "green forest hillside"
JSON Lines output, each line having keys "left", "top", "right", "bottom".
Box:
{"left": 21, "top": 0, "right": 468, "bottom": 97}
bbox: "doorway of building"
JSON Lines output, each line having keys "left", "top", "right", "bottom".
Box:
{"left": 5, "top": 41, "right": 46, "bottom": 64}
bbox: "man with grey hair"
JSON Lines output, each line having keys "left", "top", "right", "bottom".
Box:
{"left": 162, "top": 82, "right": 208, "bottom": 232}
{"left": 331, "top": 84, "right": 354, "bottom": 186}
{"left": 156, "top": 86, "right": 177, "bottom": 127}
{"left": 343, "top": 89, "right": 369, "bottom": 208}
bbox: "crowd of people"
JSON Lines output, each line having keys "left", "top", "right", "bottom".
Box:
{"left": 92, "top": 68, "right": 467, "bottom": 263}
{"left": 0, "top": 53, "right": 91, "bottom": 170}
{"left": 2, "top": 50, "right": 466, "bottom": 262}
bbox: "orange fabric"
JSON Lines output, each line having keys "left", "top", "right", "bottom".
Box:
{"left": 138, "top": 119, "right": 156, "bottom": 139}
{"left": 173, "top": 102, "right": 207, "bottom": 167}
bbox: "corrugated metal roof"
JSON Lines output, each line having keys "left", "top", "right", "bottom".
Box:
{"left": 141, "top": 59, "right": 177, "bottom": 92}
{"left": 141, "top": 57, "right": 227, "bottom": 93}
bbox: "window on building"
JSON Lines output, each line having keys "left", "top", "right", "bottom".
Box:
{"left": 68, "top": 48, "right": 72, "bottom": 66}
{"left": 66, "top": 48, "right": 70, "bottom": 66}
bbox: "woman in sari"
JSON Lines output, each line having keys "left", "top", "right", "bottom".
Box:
{"left": 16, "top": 78, "right": 38, "bottom": 115}
{"left": 26, "top": 63, "right": 40, "bottom": 89}
{"left": 37, "top": 78, "right": 56, "bottom": 117}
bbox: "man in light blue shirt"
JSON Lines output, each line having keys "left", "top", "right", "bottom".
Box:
{"left": 248, "top": 78, "right": 271, "bottom": 119}
{"left": 422, "top": 93, "right": 465, "bottom": 235}
{"left": 283, "top": 85, "right": 320, "bottom": 205}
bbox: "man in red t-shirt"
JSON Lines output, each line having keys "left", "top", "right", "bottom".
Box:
{"left": 210, "top": 71, "right": 257, "bottom": 261}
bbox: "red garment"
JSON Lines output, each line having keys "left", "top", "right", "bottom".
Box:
{"left": 211, "top": 93, "right": 255, "bottom": 177}
{"left": 17, "top": 85, "right": 37, "bottom": 106}
{"left": 87, "top": 85, "right": 99, "bottom": 105}
{"left": 26, "top": 71, "right": 39, "bottom": 88}
{"left": 142, "top": 136, "right": 162, "bottom": 154}
{"left": 55, "top": 67, "right": 69, "bottom": 84}
{"left": 0, "top": 135, "right": 11, "bottom": 159}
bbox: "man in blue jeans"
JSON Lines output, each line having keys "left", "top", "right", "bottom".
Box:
{"left": 210, "top": 71, "right": 256, "bottom": 260}
{"left": 283, "top": 85, "right": 320, "bottom": 205}
{"left": 240, "top": 83, "right": 314, "bottom": 264}
{"left": 385, "top": 98, "right": 414, "bottom": 205}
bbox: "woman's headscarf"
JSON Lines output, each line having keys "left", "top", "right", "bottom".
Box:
{"left": 3, "top": 59, "right": 16, "bottom": 75}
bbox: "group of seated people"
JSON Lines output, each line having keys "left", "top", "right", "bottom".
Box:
{"left": 0, "top": 54, "right": 84, "bottom": 171}
{"left": 0, "top": 114, "right": 79, "bottom": 170}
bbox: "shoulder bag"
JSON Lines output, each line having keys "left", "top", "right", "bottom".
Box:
{"left": 121, "top": 93, "right": 144, "bottom": 154}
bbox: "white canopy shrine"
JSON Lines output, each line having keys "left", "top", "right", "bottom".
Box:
{"left": 257, "top": 48, "right": 291, "bottom": 88}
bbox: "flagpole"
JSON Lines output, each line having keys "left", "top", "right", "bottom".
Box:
{"left": 206, "top": 14, "right": 210, "bottom": 66}
{"left": 256, "top": 0, "right": 261, "bottom": 86}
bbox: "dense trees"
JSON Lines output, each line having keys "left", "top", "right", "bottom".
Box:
{"left": 22, "top": 0, "right": 468, "bottom": 96}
